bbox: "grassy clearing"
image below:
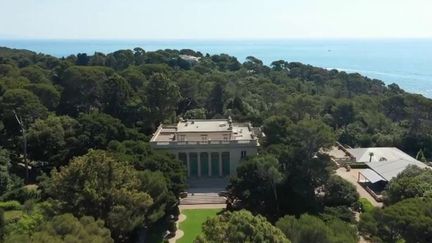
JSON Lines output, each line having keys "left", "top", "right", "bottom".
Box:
{"left": 178, "top": 208, "right": 221, "bottom": 243}
{"left": 4, "top": 210, "right": 23, "bottom": 222}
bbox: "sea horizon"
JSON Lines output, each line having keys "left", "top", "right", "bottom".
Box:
{"left": 1, "top": 38, "right": 432, "bottom": 97}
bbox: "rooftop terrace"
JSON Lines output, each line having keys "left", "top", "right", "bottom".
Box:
{"left": 176, "top": 120, "right": 232, "bottom": 133}
{"left": 150, "top": 118, "right": 260, "bottom": 146}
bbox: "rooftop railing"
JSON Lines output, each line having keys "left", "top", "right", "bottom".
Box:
{"left": 151, "top": 139, "right": 258, "bottom": 146}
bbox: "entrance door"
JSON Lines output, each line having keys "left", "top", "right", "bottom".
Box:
{"left": 189, "top": 153, "right": 198, "bottom": 177}
{"left": 200, "top": 152, "right": 209, "bottom": 177}
{"left": 211, "top": 152, "right": 220, "bottom": 176}
{"left": 222, "top": 152, "right": 230, "bottom": 176}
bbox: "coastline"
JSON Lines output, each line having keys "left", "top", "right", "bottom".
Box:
{"left": 1, "top": 39, "right": 431, "bottom": 97}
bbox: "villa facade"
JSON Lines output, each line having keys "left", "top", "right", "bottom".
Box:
{"left": 150, "top": 118, "right": 260, "bottom": 177}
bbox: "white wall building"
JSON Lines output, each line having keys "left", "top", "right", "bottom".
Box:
{"left": 150, "top": 118, "right": 260, "bottom": 177}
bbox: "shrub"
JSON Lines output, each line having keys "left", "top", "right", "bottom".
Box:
{"left": 197, "top": 210, "right": 289, "bottom": 243}
{"left": 358, "top": 198, "right": 374, "bottom": 213}
{"left": 321, "top": 206, "right": 356, "bottom": 223}
{"left": 0, "top": 201, "right": 21, "bottom": 211}
{"left": 323, "top": 175, "right": 359, "bottom": 207}
{"left": 22, "top": 200, "right": 36, "bottom": 214}
{"left": 347, "top": 162, "right": 368, "bottom": 169}
{"left": 3, "top": 210, "right": 23, "bottom": 224}
{"left": 0, "top": 187, "right": 40, "bottom": 204}
{"left": 0, "top": 208, "right": 5, "bottom": 239}
{"left": 5, "top": 213, "right": 113, "bottom": 242}
{"left": 168, "top": 220, "right": 177, "bottom": 234}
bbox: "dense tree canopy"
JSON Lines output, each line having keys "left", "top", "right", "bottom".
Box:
{"left": 229, "top": 150, "right": 335, "bottom": 219}
{"left": 196, "top": 210, "right": 290, "bottom": 243}
{"left": 1, "top": 46, "right": 432, "bottom": 159}
{"left": 45, "top": 150, "right": 153, "bottom": 242}
{"left": 1, "top": 46, "right": 432, "bottom": 242}
{"left": 276, "top": 214, "right": 358, "bottom": 243}
{"left": 57, "top": 66, "right": 109, "bottom": 116}
{"left": 146, "top": 73, "right": 180, "bottom": 126}
{"left": 77, "top": 112, "right": 132, "bottom": 150}
{"left": 27, "top": 115, "right": 80, "bottom": 168}
{"left": 228, "top": 155, "right": 283, "bottom": 218}
{"left": 0, "top": 88, "right": 48, "bottom": 135}
{"left": 0, "top": 148, "right": 11, "bottom": 196}
{"left": 383, "top": 165, "right": 432, "bottom": 205}
{"left": 5, "top": 213, "right": 113, "bottom": 243}
{"left": 359, "top": 197, "right": 432, "bottom": 243}
{"left": 108, "top": 140, "right": 187, "bottom": 197}
{"left": 322, "top": 175, "right": 359, "bottom": 207}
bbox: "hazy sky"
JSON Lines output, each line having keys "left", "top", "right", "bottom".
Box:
{"left": 1, "top": 0, "right": 431, "bottom": 39}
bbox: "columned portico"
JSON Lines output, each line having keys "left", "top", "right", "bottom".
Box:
{"left": 178, "top": 151, "right": 235, "bottom": 178}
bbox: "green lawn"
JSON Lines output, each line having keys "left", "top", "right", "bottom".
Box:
{"left": 178, "top": 209, "right": 221, "bottom": 243}
{"left": 4, "top": 210, "right": 23, "bottom": 222}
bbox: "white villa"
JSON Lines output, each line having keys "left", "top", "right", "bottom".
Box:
{"left": 150, "top": 118, "right": 261, "bottom": 177}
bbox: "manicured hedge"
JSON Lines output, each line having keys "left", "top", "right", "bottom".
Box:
{"left": 0, "top": 186, "right": 40, "bottom": 203}
{"left": 0, "top": 200, "right": 22, "bottom": 211}
{"left": 347, "top": 162, "right": 368, "bottom": 169}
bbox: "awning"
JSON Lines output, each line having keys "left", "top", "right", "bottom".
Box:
{"left": 359, "top": 169, "right": 386, "bottom": 183}
{"left": 367, "top": 159, "right": 428, "bottom": 181}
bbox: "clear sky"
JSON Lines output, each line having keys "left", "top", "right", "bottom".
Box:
{"left": 1, "top": 0, "right": 431, "bottom": 39}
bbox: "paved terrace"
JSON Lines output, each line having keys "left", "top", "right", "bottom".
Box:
{"left": 336, "top": 168, "right": 383, "bottom": 207}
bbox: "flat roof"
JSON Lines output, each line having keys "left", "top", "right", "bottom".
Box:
{"left": 232, "top": 125, "right": 253, "bottom": 140}
{"left": 177, "top": 120, "right": 231, "bottom": 133}
{"left": 151, "top": 119, "right": 258, "bottom": 142}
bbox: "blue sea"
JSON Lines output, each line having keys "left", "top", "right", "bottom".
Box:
{"left": 1, "top": 39, "right": 431, "bottom": 97}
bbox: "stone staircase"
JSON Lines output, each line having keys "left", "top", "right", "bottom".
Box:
{"left": 180, "top": 177, "right": 228, "bottom": 205}
{"left": 180, "top": 192, "right": 226, "bottom": 205}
